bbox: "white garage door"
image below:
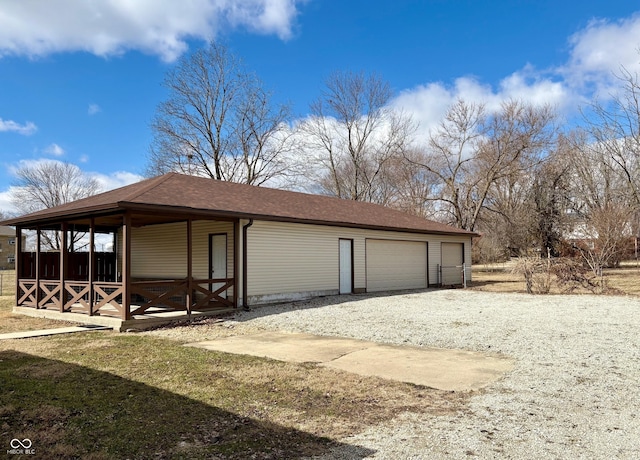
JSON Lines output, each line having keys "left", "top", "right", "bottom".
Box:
{"left": 441, "top": 242, "right": 464, "bottom": 285}
{"left": 366, "top": 239, "right": 427, "bottom": 292}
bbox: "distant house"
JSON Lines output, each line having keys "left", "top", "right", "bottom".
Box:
{"left": 0, "top": 226, "right": 20, "bottom": 270}
{"left": 0, "top": 173, "right": 477, "bottom": 330}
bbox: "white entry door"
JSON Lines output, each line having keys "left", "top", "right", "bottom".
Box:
{"left": 339, "top": 239, "right": 353, "bottom": 294}
{"left": 210, "top": 234, "right": 227, "bottom": 299}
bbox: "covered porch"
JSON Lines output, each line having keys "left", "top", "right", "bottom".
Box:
{"left": 14, "top": 208, "right": 239, "bottom": 331}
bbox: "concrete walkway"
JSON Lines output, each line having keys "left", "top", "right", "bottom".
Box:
{"left": 0, "top": 325, "right": 112, "bottom": 340}
{"left": 186, "top": 331, "right": 514, "bottom": 391}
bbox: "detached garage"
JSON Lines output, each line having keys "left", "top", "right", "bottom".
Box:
{"left": 4, "top": 173, "right": 477, "bottom": 330}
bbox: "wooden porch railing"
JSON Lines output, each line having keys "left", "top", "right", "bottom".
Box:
{"left": 92, "top": 282, "right": 124, "bottom": 317}
{"left": 130, "top": 278, "right": 234, "bottom": 316}
{"left": 18, "top": 279, "right": 37, "bottom": 307}
{"left": 130, "top": 279, "right": 188, "bottom": 315}
{"left": 64, "top": 281, "right": 91, "bottom": 314}
{"left": 193, "top": 278, "right": 234, "bottom": 309}
{"left": 17, "top": 278, "right": 235, "bottom": 320}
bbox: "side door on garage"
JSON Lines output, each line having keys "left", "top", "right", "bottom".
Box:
{"left": 366, "top": 239, "right": 428, "bottom": 292}
{"left": 440, "top": 242, "right": 464, "bottom": 286}
{"left": 339, "top": 239, "right": 353, "bottom": 294}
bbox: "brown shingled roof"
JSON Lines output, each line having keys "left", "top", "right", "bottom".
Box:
{"left": 1, "top": 173, "right": 476, "bottom": 236}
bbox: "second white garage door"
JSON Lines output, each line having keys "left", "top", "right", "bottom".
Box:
{"left": 366, "top": 239, "right": 427, "bottom": 292}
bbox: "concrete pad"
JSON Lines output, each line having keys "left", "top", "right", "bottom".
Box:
{"left": 187, "top": 331, "right": 371, "bottom": 363}
{"left": 321, "top": 344, "right": 514, "bottom": 391}
{"left": 0, "top": 325, "right": 112, "bottom": 340}
{"left": 187, "top": 332, "right": 514, "bottom": 391}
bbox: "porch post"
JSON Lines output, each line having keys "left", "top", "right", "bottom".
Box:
{"left": 60, "top": 222, "right": 68, "bottom": 312}
{"left": 35, "top": 227, "right": 41, "bottom": 307}
{"left": 88, "top": 218, "right": 95, "bottom": 315}
{"left": 15, "top": 226, "right": 22, "bottom": 306}
{"left": 233, "top": 220, "right": 238, "bottom": 308}
{"left": 186, "top": 218, "right": 193, "bottom": 316}
{"left": 122, "top": 212, "right": 132, "bottom": 320}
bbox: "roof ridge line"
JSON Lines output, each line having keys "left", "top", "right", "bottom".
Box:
{"left": 121, "top": 173, "right": 176, "bottom": 202}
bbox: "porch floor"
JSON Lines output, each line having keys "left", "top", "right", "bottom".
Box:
{"left": 13, "top": 305, "right": 236, "bottom": 332}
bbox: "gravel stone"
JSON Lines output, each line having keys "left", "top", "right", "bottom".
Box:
{"left": 151, "top": 289, "right": 640, "bottom": 459}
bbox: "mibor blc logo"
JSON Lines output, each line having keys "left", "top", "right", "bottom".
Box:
{"left": 8, "top": 438, "right": 35, "bottom": 455}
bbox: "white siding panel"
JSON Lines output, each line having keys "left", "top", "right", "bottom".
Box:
{"left": 131, "top": 222, "right": 187, "bottom": 278}
{"left": 247, "top": 221, "right": 339, "bottom": 297}
{"left": 128, "top": 221, "right": 234, "bottom": 281}
{"left": 366, "top": 240, "right": 427, "bottom": 291}
{"left": 245, "top": 220, "right": 473, "bottom": 303}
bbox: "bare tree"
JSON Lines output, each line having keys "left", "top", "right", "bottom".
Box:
{"left": 529, "top": 145, "right": 572, "bottom": 256}
{"left": 381, "top": 149, "right": 440, "bottom": 218}
{"left": 413, "top": 99, "right": 486, "bottom": 229}
{"left": 148, "top": 41, "right": 294, "bottom": 186}
{"left": 566, "top": 129, "right": 623, "bottom": 214}
{"left": 478, "top": 135, "right": 574, "bottom": 259}
{"left": 573, "top": 203, "right": 633, "bottom": 280}
{"left": 10, "top": 160, "right": 100, "bottom": 250}
{"left": 301, "top": 71, "right": 416, "bottom": 202}
{"left": 581, "top": 66, "right": 640, "bottom": 209}
{"left": 408, "top": 99, "right": 557, "bottom": 232}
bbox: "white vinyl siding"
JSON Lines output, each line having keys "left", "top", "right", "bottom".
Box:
{"left": 123, "top": 221, "right": 234, "bottom": 281}
{"left": 246, "top": 220, "right": 472, "bottom": 304}
{"left": 246, "top": 221, "right": 344, "bottom": 297}
{"left": 366, "top": 240, "right": 427, "bottom": 291}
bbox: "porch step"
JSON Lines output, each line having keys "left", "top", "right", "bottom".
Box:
{"left": 0, "top": 325, "right": 112, "bottom": 340}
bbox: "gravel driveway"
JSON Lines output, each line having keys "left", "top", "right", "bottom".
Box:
{"left": 150, "top": 289, "right": 640, "bottom": 458}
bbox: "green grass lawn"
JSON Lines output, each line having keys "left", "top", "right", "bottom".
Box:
{"left": 0, "top": 297, "right": 466, "bottom": 459}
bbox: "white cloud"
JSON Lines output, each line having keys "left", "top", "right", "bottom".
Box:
{"left": 562, "top": 14, "right": 640, "bottom": 94}
{"left": 0, "top": 0, "right": 302, "bottom": 62}
{"left": 88, "top": 104, "right": 101, "bottom": 115}
{"left": 225, "top": 0, "right": 300, "bottom": 39}
{"left": 0, "top": 118, "right": 37, "bottom": 135}
{"left": 90, "top": 171, "right": 144, "bottom": 191}
{"left": 500, "top": 69, "right": 566, "bottom": 102}
{"left": 392, "top": 77, "right": 504, "bottom": 135}
{"left": 391, "top": 74, "right": 573, "bottom": 139}
{"left": 0, "top": 189, "right": 16, "bottom": 216}
{"left": 43, "top": 143, "right": 65, "bottom": 156}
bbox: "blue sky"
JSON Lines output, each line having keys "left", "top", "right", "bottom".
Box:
{"left": 1, "top": 0, "right": 640, "bottom": 214}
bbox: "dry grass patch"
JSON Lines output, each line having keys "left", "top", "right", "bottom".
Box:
{"left": 0, "top": 295, "right": 77, "bottom": 334}
{"left": 602, "top": 265, "right": 640, "bottom": 296}
{"left": 471, "top": 269, "right": 527, "bottom": 293}
{"left": 472, "top": 262, "right": 640, "bottom": 296}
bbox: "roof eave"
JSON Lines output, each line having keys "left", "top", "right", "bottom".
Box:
{"left": 1, "top": 199, "right": 478, "bottom": 238}
{"left": 0, "top": 203, "right": 124, "bottom": 228}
